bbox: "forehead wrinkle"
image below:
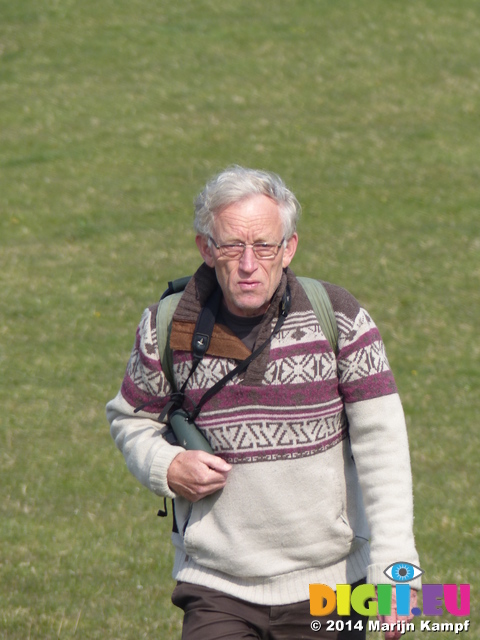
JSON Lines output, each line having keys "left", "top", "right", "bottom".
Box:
{"left": 212, "top": 197, "right": 283, "bottom": 244}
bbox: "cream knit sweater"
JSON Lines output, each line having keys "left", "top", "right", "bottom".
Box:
{"left": 107, "top": 266, "right": 420, "bottom": 604}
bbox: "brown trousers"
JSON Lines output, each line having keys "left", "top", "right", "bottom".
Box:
{"left": 172, "top": 579, "right": 367, "bottom": 640}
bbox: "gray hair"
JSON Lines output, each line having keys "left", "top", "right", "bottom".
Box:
{"left": 194, "top": 166, "right": 301, "bottom": 239}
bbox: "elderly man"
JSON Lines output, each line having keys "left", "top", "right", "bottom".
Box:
{"left": 107, "top": 166, "right": 420, "bottom": 639}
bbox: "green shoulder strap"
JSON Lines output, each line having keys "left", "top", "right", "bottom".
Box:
{"left": 156, "top": 290, "right": 184, "bottom": 390}
{"left": 296, "top": 277, "right": 339, "bottom": 356}
{"left": 156, "top": 275, "right": 339, "bottom": 387}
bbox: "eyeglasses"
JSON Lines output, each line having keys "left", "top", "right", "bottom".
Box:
{"left": 208, "top": 236, "right": 285, "bottom": 260}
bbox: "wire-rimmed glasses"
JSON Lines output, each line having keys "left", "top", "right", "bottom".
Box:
{"left": 208, "top": 235, "right": 285, "bottom": 260}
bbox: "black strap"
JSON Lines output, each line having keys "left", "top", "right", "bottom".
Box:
{"left": 156, "top": 286, "right": 222, "bottom": 421}
{"left": 191, "top": 285, "right": 221, "bottom": 361}
{"left": 189, "top": 284, "right": 291, "bottom": 421}
{"left": 138, "top": 284, "right": 291, "bottom": 422}
{"left": 157, "top": 496, "right": 168, "bottom": 517}
{"left": 160, "top": 276, "right": 192, "bottom": 299}
{"left": 136, "top": 287, "right": 221, "bottom": 416}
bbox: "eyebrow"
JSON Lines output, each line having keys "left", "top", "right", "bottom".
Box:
{"left": 217, "top": 237, "right": 272, "bottom": 244}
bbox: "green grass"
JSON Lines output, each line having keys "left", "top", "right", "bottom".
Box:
{"left": 1, "top": 0, "right": 479, "bottom": 637}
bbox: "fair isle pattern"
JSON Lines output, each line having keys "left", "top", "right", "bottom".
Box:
{"left": 264, "top": 310, "right": 337, "bottom": 385}
{"left": 121, "top": 307, "right": 171, "bottom": 410}
{"left": 264, "top": 351, "right": 336, "bottom": 385}
{"left": 173, "top": 310, "right": 336, "bottom": 390}
{"left": 335, "top": 307, "right": 397, "bottom": 402}
{"left": 339, "top": 338, "right": 390, "bottom": 382}
{"left": 195, "top": 402, "right": 347, "bottom": 464}
{"left": 274, "top": 309, "right": 329, "bottom": 345}
{"left": 168, "top": 308, "right": 346, "bottom": 464}
{"left": 173, "top": 353, "right": 240, "bottom": 389}
{"left": 119, "top": 270, "right": 397, "bottom": 463}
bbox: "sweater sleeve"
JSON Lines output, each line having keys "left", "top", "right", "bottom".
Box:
{"left": 106, "top": 306, "right": 184, "bottom": 499}
{"left": 346, "top": 396, "right": 421, "bottom": 589}
{"left": 335, "top": 301, "right": 421, "bottom": 589}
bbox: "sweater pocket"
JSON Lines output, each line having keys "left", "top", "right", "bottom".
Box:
{"left": 172, "top": 499, "right": 193, "bottom": 538}
{"left": 178, "top": 461, "right": 359, "bottom": 579}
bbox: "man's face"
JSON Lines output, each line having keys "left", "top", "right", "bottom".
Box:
{"left": 196, "top": 194, "right": 298, "bottom": 317}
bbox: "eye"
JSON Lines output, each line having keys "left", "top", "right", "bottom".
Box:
{"left": 383, "top": 562, "right": 424, "bottom": 583}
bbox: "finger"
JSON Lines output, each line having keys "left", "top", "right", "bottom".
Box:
{"left": 197, "top": 451, "right": 232, "bottom": 473}
{"left": 172, "top": 474, "right": 227, "bottom": 501}
{"left": 167, "top": 450, "right": 232, "bottom": 501}
{"left": 192, "top": 475, "right": 229, "bottom": 501}
{"left": 380, "top": 616, "right": 402, "bottom": 640}
{"left": 382, "top": 623, "right": 402, "bottom": 640}
{"left": 174, "top": 465, "right": 229, "bottom": 500}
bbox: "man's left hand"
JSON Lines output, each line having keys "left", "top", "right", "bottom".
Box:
{"left": 377, "top": 588, "right": 417, "bottom": 640}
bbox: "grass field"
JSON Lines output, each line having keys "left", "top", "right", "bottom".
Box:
{"left": 1, "top": 1, "right": 479, "bottom": 638}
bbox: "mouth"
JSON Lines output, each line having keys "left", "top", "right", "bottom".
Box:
{"left": 238, "top": 280, "right": 260, "bottom": 290}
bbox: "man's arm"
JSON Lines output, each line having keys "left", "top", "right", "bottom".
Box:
{"left": 342, "top": 319, "right": 421, "bottom": 639}
{"left": 106, "top": 305, "right": 184, "bottom": 497}
{"left": 333, "top": 297, "right": 420, "bottom": 590}
{"left": 107, "top": 390, "right": 184, "bottom": 498}
{"left": 106, "top": 306, "right": 231, "bottom": 500}
{"left": 345, "top": 394, "right": 420, "bottom": 586}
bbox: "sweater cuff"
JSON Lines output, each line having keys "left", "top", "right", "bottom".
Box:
{"left": 149, "top": 444, "right": 185, "bottom": 499}
{"left": 367, "top": 563, "right": 422, "bottom": 591}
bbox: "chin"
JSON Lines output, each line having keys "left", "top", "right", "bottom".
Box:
{"left": 235, "top": 299, "right": 269, "bottom": 317}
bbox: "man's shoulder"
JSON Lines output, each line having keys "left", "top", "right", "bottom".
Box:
{"left": 289, "top": 271, "right": 361, "bottom": 324}
{"left": 319, "top": 280, "right": 361, "bottom": 322}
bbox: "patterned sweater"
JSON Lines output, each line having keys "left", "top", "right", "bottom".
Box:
{"left": 106, "top": 264, "right": 420, "bottom": 605}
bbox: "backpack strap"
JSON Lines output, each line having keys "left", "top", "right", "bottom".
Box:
{"left": 160, "top": 275, "right": 192, "bottom": 300}
{"left": 156, "top": 291, "right": 184, "bottom": 390}
{"left": 156, "top": 275, "right": 339, "bottom": 388}
{"left": 296, "top": 277, "right": 339, "bottom": 355}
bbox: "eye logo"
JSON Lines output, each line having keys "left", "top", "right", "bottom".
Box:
{"left": 310, "top": 562, "right": 471, "bottom": 619}
{"left": 384, "top": 561, "right": 424, "bottom": 583}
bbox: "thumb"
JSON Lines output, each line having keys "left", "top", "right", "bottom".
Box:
{"left": 202, "top": 453, "right": 232, "bottom": 473}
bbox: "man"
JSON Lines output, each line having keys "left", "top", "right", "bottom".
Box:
{"left": 107, "top": 166, "right": 420, "bottom": 639}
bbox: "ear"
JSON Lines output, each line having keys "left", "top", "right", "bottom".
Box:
{"left": 282, "top": 233, "right": 298, "bottom": 268}
{"left": 196, "top": 234, "right": 215, "bottom": 267}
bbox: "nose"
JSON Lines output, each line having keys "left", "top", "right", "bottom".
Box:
{"left": 238, "top": 245, "right": 258, "bottom": 272}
